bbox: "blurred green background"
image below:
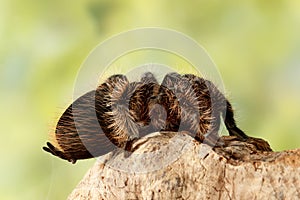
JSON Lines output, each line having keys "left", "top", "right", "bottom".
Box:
{"left": 1, "top": 0, "right": 300, "bottom": 199}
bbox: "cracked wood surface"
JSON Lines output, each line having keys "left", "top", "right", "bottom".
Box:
{"left": 68, "top": 132, "right": 300, "bottom": 200}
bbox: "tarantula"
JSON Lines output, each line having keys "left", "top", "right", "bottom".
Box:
{"left": 43, "top": 72, "right": 270, "bottom": 164}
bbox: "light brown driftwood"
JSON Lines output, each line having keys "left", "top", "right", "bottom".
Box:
{"left": 68, "top": 132, "right": 300, "bottom": 200}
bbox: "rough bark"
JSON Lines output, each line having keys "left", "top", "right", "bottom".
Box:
{"left": 68, "top": 132, "right": 300, "bottom": 200}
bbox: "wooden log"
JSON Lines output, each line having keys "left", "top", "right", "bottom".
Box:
{"left": 68, "top": 132, "right": 300, "bottom": 200}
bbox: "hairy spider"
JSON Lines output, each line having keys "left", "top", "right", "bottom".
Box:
{"left": 43, "top": 72, "right": 269, "bottom": 164}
